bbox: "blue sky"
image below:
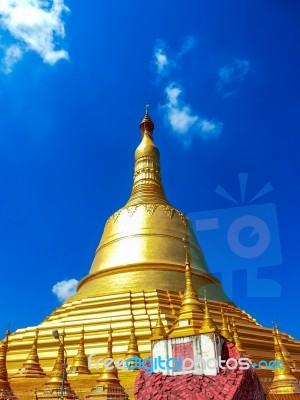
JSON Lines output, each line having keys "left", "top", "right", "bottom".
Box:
{"left": 0, "top": 0, "right": 299, "bottom": 341}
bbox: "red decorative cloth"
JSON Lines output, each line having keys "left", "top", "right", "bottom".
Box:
{"left": 134, "top": 342, "right": 265, "bottom": 400}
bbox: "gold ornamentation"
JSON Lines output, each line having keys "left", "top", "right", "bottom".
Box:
{"left": 177, "top": 211, "right": 188, "bottom": 226}
{"left": 112, "top": 209, "right": 122, "bottom": 222}
{"left": 145, "top": 203, "right": 158, "bottom": 216}
{"left": 69, "top": 327, "right": 90, "bottom": 375}
{"left": 163, "top": 205, "right": 175, "bottom": 219}
{"left": 150, "top": 308, "right": 167, "bottom": 341}
{"left": 268, "top": 326, "right": 299, "bottom": 394}
{"left": 126, "top": 206, "right": 138, "bottom": 217}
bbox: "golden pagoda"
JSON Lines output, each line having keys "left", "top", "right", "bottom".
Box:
{"left": 69, "top": 328, "right": 90, "bottom": 376}
{"left": 86, "top": 326, "right": 128, "bottom": 399}
{"left": 36, "top": 330, "right": 78, "bottom": 399}
{"left": 200, "top": 293, "right": 219, "bottom": 334}
{"left": 0, "top": 330, "right": 16, "bottom": 399}
{"left": 168, "top": 239, "right": 204, "bottom": 338}
{"left": 3, "top": 110, "right": 300, "bottom": 399}
{"left": 11, "top": 328, "right": 45, "bottom": 380}
{"left": 268, "top": 327, "right": 299, "bottom": 395}
{"left": 220, "top": 306, "right": 233, "bottom": 341}
{"left": 149, "top": 309, "right": 167, "bottom": 341}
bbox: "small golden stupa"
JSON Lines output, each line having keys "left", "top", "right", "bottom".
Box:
{"left": 2, "top": 110, "right": 300, "bottom": 399}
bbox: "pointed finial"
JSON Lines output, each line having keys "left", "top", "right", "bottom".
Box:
{"left": 13, "top": 327, "right": 46, "bottom": 378}
{"left": 220, "top": 306, "right": 233, "bottom": 341}
{"left": 200, "top": 292, "right": 218, "bottom": 333}
{"left": 5, "top": 323, "right": 11, "bottom": 338}
{"left": 183, "top": 236, "right": 191, "bottom": 266}
{"left": 69, "top": 326, "right": 90, "bottom": 375}
{"left": 125, "top": 316, "right": 140, "bottom": 363}
{"left": 168, "top": 238, "right": 203, "bottom": 338}
{"left": 274, "top": 325, "right": 295, "bottom": 370}
{"left": 60, "top": 327, "right": 66, "bottom": 345}
{"left": 269, "top": 324, "right": 299, "bottom": 395}
{"left": 107, "top": 323, "right": 113, "bottom": 359}
{"left": 227, "top": 315, "right": 232, "bottom": 334}
{"left": 150, "top": 308, "right": 167, "bottom": 340}
{"left": 231, "top": 317, "right": 247, "bottom": 354}
{"left": 140, "top": 105, "right": 154, "bottom": 135}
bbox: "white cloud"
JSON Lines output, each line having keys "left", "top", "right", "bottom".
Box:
{"left": 217, "top": 58, "right": 250, "bottom": 96}
{"left": 154, "top": 46, "right": 168, "bottom": 73}
{"left": 153, "top": 36, "right": 197, "bottom": 77}
{"left": 153, "top": 41, "right": 173, "bottom": 76}
{"left": 3, "top": 44, "right": 23, "bottom": 73}
{"left": 52, "top": 278, "right": 78, "bottom": 302}
{"left": 162, "top": 82, "right": 222, "bottom": 147}
{"left": 177, "top": 35, "right": 197, "bottom": 57}
{"left": 0, "top": 0, "right": 69, "bottom": 72}
{"left": 152, "top": 37, "right": 222, "bottom": 146}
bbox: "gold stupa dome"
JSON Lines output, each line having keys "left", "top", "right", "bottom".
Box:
{"left": 74, "top": 109, "right": 229, "bottom": 302}
{"left": 135, "top": 108, "right": 159, "bottom": 160}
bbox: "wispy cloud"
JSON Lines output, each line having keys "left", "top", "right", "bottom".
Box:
{"left": 152, "top": 35, "right": 197, "bottom": 77}
{"left": 52, "top": 278, "right": 78, "bottom": 302}
{"left": 2, "top": 44, "right": 22, "bottom": 73}
{"left": 0, "top": 0, "right": 69, "bottom": 73}
{"left": 152, "top": 40, "right": 173, "bottom": 76}
{"left": 177, "top": 35, "right": 197, "bottom": 58}
{"left": 162, "top": 82, "right": 222, "bottom": 147}
{"left": 217, "top": 58, "right": 250, "bottom": 97}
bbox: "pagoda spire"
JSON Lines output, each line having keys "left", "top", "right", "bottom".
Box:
{"left": 86, "top": 325, "right": 128, "bottom": 400}
{"left": 125, "top": 316, "right": 140, "bottom": 359}
{"left": 231, "top": 317, "right": 250, "bottom": 358}
{"left": 220, "top": 307, "right": 233, "bottom": 341}
{"left": 200, "top": 292, "right": 218, "bottom": 333}
{"left": 168, "top": 238, "right": 203, "bottom": 338}
{"left": 69, "top": 327, "right": 90, "bottom": 375}
{"left": 39, "top": 330, "right": 77, "bottom": 399}
{"left": 275, "top": 325, "right": 295, "bottom": 370}
{"left": 0, "top": 330, "right": 9, "bottom": 384}
{"left": 12, "top": 328, "right": 45, "bottom": 379}
{"left": 269, "top": 326, "right": 299, "bottom": 394}
{"left": 126, "top": 108, "right": 170, "bottom": 206}
{"left": 0, "top": 329, "right": 16, "bottom": 398}
{"left": 150, "top": 308, "right": 167, "bottom": 341}
{"left": 227, "top": 316, "right": 233, "bottom": 336}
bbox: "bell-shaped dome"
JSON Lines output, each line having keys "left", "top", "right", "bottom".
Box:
{"left": 75, "top": 110, "right": 229, "bottom": 303}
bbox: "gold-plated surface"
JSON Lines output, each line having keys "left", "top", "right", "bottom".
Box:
{"left": 276, "top": 325, "right": 296, "bottom": 372}
{"left": 86, "top": 326, "right": 128, "bottom": 399}
{"left": 150, "top": 309, "right": 167, "bottom": 341}
{"left": 168, "top": 257, "right": 204, "bottom": 338}
{"left": 0, "top": 330, "right": 16, "bottom": 398}
{"left": 11, "top": 328, "right": 45, "bottom": 379}
{"left": 69, "top": 328, "right": 90, "bottom": 376}
{"left": 220, "top": 307, "right": 233, "bottom": 341}
{"left": 269, "top": 327, "right": 300, "bottom": 394}
{"left": 125, "top": 317, "right": 140, "bottom": 361}
{"left": 4, "top": 111, "right": 300, "bottom": 399}
{"left": 231, "top": 318, "right": 245, "bottom": 353}
{"left": 35, "top": 330, "right": 78, "bottom": 398}
{"left": 6, "top": 290, "right": 300, "bottom": 398}
{"left": 76, "top": 110, "right": 230, "bottom": 304}
{"left": 0, "top": 331, "right": 9, "bottom": 387}
{"left": 200, "top": 295, "right": 219, "bottom": 334}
